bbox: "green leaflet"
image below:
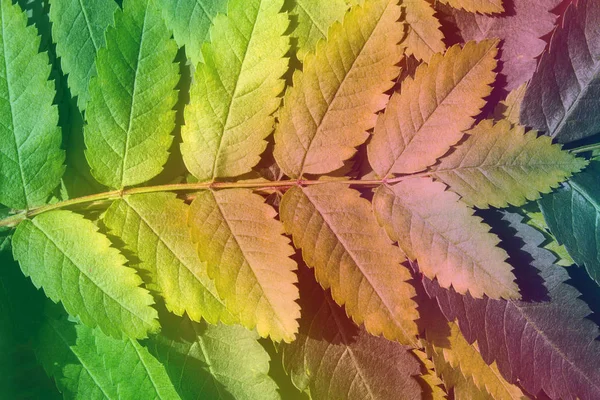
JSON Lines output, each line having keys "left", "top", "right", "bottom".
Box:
{"left": 274, "top": 0, "right": 405, "bottom": 177}
{"left": 85, "top": 0, "right": 179, "bottom": 189}
{"left": 157, "top": 0, "right": 227, "bottom": 65}
{"left": 104, "top": 192, "right": 235, "bottom": 325}
{"left": 181, "top": 0, "right": 289, "bottom": 181}
{"left": 432, "top": 119, "right": 587, "bottom": 208}
{"left": 293, "top": 0, "right": 349, "bottom": 61}
{"left": 49, "top": 0, "right": 118, "bottom": 111}
{"left": 12, "top": 210, "right": 159, "bottom": 339}
{"left": 188, "top": 189, "right": 300, "bottom": 342}
{"left": 539, "top": 161, "right": 600, "bottom": 286}
{"left": 148, "top": 312, "right": 279, "bottom": 400}
{"left": 37, "top": 312, "right": 180, "bottom": 400}
{"left": 0, "top": 0, "right": 64, "bottom": 210}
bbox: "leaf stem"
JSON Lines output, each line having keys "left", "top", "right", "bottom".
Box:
{"left": 0, "top": 173, "right": 431, "bottom": 229}
{"left": 570, "top": 143, "right": 600, "bottom": 154}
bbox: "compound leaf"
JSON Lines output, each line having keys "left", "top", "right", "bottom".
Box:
{"left": 368, "top": 40, "right": 499, "bottom": 177}
{"left": 148, "top": 312, "right": 279, "bottom": 400}
{"left": 282, "top": 265, "right": 422, "bottom": 399}
{"left": 274, "top": 0, "right": 405, "bottom": 177}
{"left": 157, "top": 0, "right": 228, "bottom": 65}
{"left": 49, "top": 0, "right": 118, "bottom": 111}
{"left": 104, "top": 192, "right": 234, "bottom": 325}
{"left": 37, "top": 313, "right": 180, "bottom": 400}
{"left": 280, "top": 183, "right": 419, "bottom": 345}
{"left": 374, "top": 178, "right": 519, "bottom": 299}
{"left": 85, "top": 0, "right": 179, "bottom": 189}
{"left": 432, "top": 119, "right": 587, "bottom": 209}
{"left": 425, "top": 211, "right": 600, "bottom": 400}
{"left": 539, "top": 161, "right": 600, "bottom": 285}
{"left": 181, "top": 0, "right": 289, "bottom": 181}
{"left": 520, "top": 0, "right": 600, "bottom": 143}
{"left": 13, "top": 210, "right": 159, "bottom": 339}
{"left": 188, "top": 189, "right": 300, "bottom": 342}
{"left": 0, "top": 0, "right": 64, "bottom": 210}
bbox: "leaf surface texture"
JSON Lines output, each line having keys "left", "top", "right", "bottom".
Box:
{"left": 181, "top": 0, "right": 289, "bottom": 181}
{"left": 188, "top": 189, "right": 299, "bottom": 342}
{"left": 274, "top": 0, "right": 405, "bottom": 177}
{"left": 85, "top": 0, "right": 179, "bottom": 189}
{"left": 13, "top": 210, "right": 159, "bottom": 339}
{"left": 280, "top": 183, "right": 419, "bottom": 344}
{"left": 0, "top": 0, "right": 64, "bottom": 209}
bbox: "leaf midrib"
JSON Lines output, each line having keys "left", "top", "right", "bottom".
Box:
{"left": 31, "top": 219, "right": 153, "bottom": 328}
{"left": 120, "top": 2, "right": 149, "bottom": 188}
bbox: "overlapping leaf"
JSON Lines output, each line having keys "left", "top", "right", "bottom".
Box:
{"left": 188, "top": 189, "right": 299, "bottom": 342}
{"left": 431, "top": 119, "right": 586, "bottom": 208}
{"left": 157, "top": 0, "right": 227, "bottom": 65}
{"left": 181, "top": 0, "right": 289, "bottom": 181}
{"left": 104, "top": 193, "right": 234, "bottom": 325}
{"left": 374, "top": 178, "right": 519, "bottom": 299}
{"left": 37, "top": 312, "right": 180, "bottom": 400}
{"left": 520, "top": 0, "right": 600, "bottom": 143}
{"left": 49, "top": 0, "right": 118, "bottom": 110}
{"left": 282, "top": 265, "right": 422, "bottom": 399}
{"left": 494, "top": 84, "right": 527, "bottom": 125}
{"left": 85, "top": 0, "right": 179, "bottom": 189}
{"left": 292, "top": 0, "right": 350, "bottom": 61}
{"left": 279, "top": 183, "right": 419, "bottom": 344}
{"left": 0, "top": 0, "right": 64, "bottom": 210}
{"left": 274, "top": 0, "right": 405, "bottom": 177}
{"left": 424, "top": 212, "right": 600, "bottom": 400}
{"left": 12, "top": 210, "right": 159, "bottom": 339}
{"left": 404, "top": 0, "right": 445, "bottom": 62}
{"left": 539, "top": 161, "right": 600, "bottom": 285}
{"left": 424, "top": 320, "right": 527, "bottom": 400}
{"left": 367, "top": 40, "right": 498, "bottom": 177}
{"left": 148, "top": 312, "right": 279, "bottom": 400}
{"left": 450, "top": 0, "right": 562, "bottom": 90}
{"left": 522, "top": 204, "right": 574, "bottom": 267}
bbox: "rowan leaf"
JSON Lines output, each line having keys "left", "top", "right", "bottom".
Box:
{"left": 424, "top": 211, "right": 600, "bottom": 399}
{"left": 367, "top": 40, "right": 499, "bottom": 177}
{"left": 494, "top": 84, "right": 527, "bottom": 125}
{"left": 404, "top": 0, "right": 445, "bottom": 63}
{"left": 104, "top": 192, "right": 234, "bottom": 325}
{"left": 520, "top": 0, "right": 600, "bottom": 143}
{"left": 37, "top": 312, "right": 180, "bottom": 400}
{"left": 521, "top": 205, "right": 574, "bottom": 267}
{"left": 293, "top": 0, "right": 350, "bottom": 61}
{"left": 188, "top": 189, "right": 299, "bottom": 342}
{"left": 181, "top": 0, "right": 288, "bottom": 181}
{"left": 0, "top": 0, "right": 64, "bottom": 210}
{"left": 438, "top": 0, "right": 503, "bottom": 14}
{"left": 539, "top": 161, "right": 600, "bottom": 285}
{"left": 282, "top": 265, "right": 422, "bottom": 399}
{"left": 450, "top": 0, "right": 562, "bottom": 91}
{"left": 49, "top": 0, "right": 118, "bottom": 111}
{"left": 157, "top": 0, "right": 227, "bottom": 65}
{"left": 84, "top": 0, "right": 179, "bottom": 189}
{"left": 274, "top": 0, "right": 405, "bottom": 177}
{"left": 424, "top": 321, "right": 527, "bottom": 400}
{"left": 412, "top": 349, "right": 448, "bottom": 399}
{"left": 432, "top": 119, "right": 587, "bottom": 209}
{"left": 12, "top": 210, "right": 159, "bottom": 339}
{"left": 279, "top": 183, "right": 419, "bottom": 345}
{"left": 148, "top": 312, "right": 279, "bottom": 400}
{"left": 373, "top": 178, "right": 519, "bottom": 299}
